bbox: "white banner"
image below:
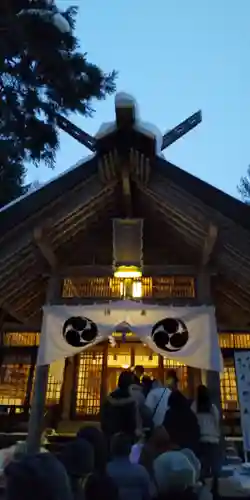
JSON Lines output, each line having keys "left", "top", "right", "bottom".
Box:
{"left": 234, "top": 351, "right": 250, "bottom": 453}
{"left": 37, "top": 301, "right": 223, "bottom": 372}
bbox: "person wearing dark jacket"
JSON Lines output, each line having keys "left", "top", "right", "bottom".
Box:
{"left": 100, "top": 371, "right": 137, "bottom": 442}
{"left": 4, "top": 453, "right": 73, "bottom": 500}
{"left": 163, "top": 390, "right": 200, "bottom": 455}
{"left": 59, "top": 438, "right": 94, "bottom": 497}
{"left": 77, "top": 425, "right": 107, "bottom": 472}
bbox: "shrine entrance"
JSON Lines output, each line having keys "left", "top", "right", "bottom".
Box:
{"left": 74, "top": 339, "right": 189, "bottom": 418}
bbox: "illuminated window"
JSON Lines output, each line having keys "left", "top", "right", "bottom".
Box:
{"left": 219, "top": 333, "right": 250, "bottom": 349}
{"left": 132, "top": 281, "right": 142, "bottom": 298}
{"left": 220, "top": 360, "right": 239, "bottom": 410}
{"left": 134, "top": 344, "right": 159, "bottom": 369}
{"left": 62, "top": 276, "right": 194, "bottom": 299}
{"left": 234, "top": 334, "right": 250, "bottom": 349}
{"left": 108, "top": 345, "right": 131, "bottom": 368}
{"left": 30, "top": 365, "right": 63, "bottom": 407}
{"left": 3, "top": 332, "right": 39, "bottom": 347}
{"left": 75, "top": 349, "right": 104, "bottom": 416}
{"left": 163, "top": 358, "right": 188, "bottom": 392}
{"left": 0, "top": 355, "right": 31, "bottom": 408}
{"left": 46, "top": 368, "right": 63, "bottom": 406}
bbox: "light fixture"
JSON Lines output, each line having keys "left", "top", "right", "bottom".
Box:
{"left": 114, "top": 266, "right": 142, "bottom": 279}
{"left": 121, "top": 364, "right": 130, "bottom": 369}
{"left": 132, "top": 281, "right": 142, "bottom": 298}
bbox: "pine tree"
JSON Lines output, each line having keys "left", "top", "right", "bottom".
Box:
{"left": 238, "top": 166, "right": 250, "bottom": 204}
{"left": 0, "top": 0, "right": 117, "bottom": 206}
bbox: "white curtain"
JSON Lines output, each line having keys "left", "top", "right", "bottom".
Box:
{"left": 37, "top": 300, "right": 223, "bottom": 372}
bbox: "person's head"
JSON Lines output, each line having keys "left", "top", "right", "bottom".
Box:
{"left": 166, "top": 369, "right": 179, "bottom": 390}
{"left": 196, "top": 385, "right": 212, "bottom": 413}
{"left": 153, "top": 451, "right": 196, "bottom": 494}
{"left": 4, "top": 452, "right": 73, "bottom": 500}
{"left": 84, "top": 472, "right": 119, "bottom": 500}
{"left": 181, "top": 449, "right": 201, "bottom": 483}
{"left": 110, "top": 433, "right": 132, "bottom": 459}
{"left": 168, "top": 390, "right": 189, "bottom": 410}
{"left": 77, "top": 426, "right": 107, "bottom": 472}
{"left": 60, "top": 438, "right": 94, "bottom": 492}
{"left": 134, "top": 365, "right": 144, "bottom": 380}
{"left": 148, "top": 426, "right": 170, "bottom": 454}
{"left": 117, "top": 370, "right": 134, "bottom": 392}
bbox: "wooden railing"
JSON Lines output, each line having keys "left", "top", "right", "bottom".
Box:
{"left": 62, "top": 276, "right": 196, "bottom": 299}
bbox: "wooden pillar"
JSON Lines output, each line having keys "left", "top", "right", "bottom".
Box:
{"left": 26, "top": 274, "right": 61, "bottom": 453}
{"left": 196, "top": 272, "right": 221, "bottom": 412}
{"left": 100, "top": 343, "right": 108, "bottom": 404}
{"left": 158, "top": 355, "right": 164, "bottom": 384}
{"left": 61, "top": 358, "right": 75, "bottom": 420}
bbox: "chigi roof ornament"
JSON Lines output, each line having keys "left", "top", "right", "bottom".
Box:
{"left": 54, "top": 91, "right": 202, "bottom": 157}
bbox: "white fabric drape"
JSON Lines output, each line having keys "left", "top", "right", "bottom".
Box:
{"left": 37, "top": 300, "right": 223, "bottom": 371}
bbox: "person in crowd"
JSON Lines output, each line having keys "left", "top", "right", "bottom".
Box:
{"left": 145, "top": 379, "right": 171, "bottom": 428}
{"left": 4, "top": 452, "right": 73, "bottom": 500}
{"left": 141, "top": 376, "right": 153, "bottom": 398}
{"left": 139, "top": 426, "right": 172, "bottom": 476}
{"left": 165, "top": 369, "right": 179, "bottom": 392}
{"left": 132, "top": 365, "right": 145, "bottom": 385}
{"left": 77, "top": 425, "right": 107, "bottom": 472}
{"left": 84, "top": 471, "right": 119, "bottom": 500}
{"left": 100, "top": 371, "right": 138, "bottom": 443}
{"left": 107, "top": 432, "right": 152, "bottom": 500}
{"left": 181, "top": 449, "right": 213, "bottom": 500}
{"left": 163, "top": 390, "right": 200, "bottom": 454}
{"left": 60, "top": 437, "right": 94, "bottom": 497}
{"left": 129, "top": 376, "right": 146, "bottom": 408}
{"left": 153, "top": 450, "right": 198, "bottom": 500}
{"left": 191, "top": 385, "right": 221, "bottom": 484}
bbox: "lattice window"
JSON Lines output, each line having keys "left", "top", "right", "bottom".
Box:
{"left": 46, "top": 371, "right": 63, "bottom": 406}
{"left": 220, "top": 361, "right": 239, "bottom": 410}
{"left": 234, "top": 334, "right": 250, "bottom": 349}
{"left": 0, "top": 354, "right": 31, "bottom": 408}
{"left": 163, "top": 358, "right": 188, "bottom": 392}
{"left": 219, "top": 334, "right": 235, "bottom": 349}
{"left": 153, "top": 277, "right": 195, "bottom": 299}
{"left": 62, "top": 276, "right": 195, "bottom": 299}
{"left": 31, "top": 366, "right": 63, "bottom": 406}
{"left": 219, "top": 333, "right": 250, "bottom": 349}
{"left": 2, "top": 332, "right": 39, "bottom": 347}
{"left": 75, "top": 350, "right": 103, "bottom": 416}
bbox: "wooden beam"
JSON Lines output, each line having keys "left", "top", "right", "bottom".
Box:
{"left": 0, "top": 302, "right": 30, "bottom": 325}
{"left": 3, "top": 322, "right": 40, "bottom": 332}
{"left": 201, "top": 223, "right": 218, "bottom": 267}
{"left": 121, "top": 163, "right": 132, "bottom": 216}
{"left": 34, "top": 227, "right": 57, "bottom": 269}
{"left": 57, "top": 264, "right": 206, "bottom": 278}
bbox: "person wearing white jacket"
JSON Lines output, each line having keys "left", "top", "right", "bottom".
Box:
{"left": 145, "top": 380, "right": 171, "bottom": 428}
{"left": 191, "top": 384, "right": 221, "bottom": 485}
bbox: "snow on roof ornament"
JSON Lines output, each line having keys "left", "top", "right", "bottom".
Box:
{"left": 96, "top": 92, "right": 202, "bottom": 156}
{"left": 54, "top": 91, "right": 202, "bottom": 158}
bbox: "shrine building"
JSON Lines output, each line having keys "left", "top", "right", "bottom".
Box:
{"left": 0, "top": 94, "right": 250, "bottom": 436}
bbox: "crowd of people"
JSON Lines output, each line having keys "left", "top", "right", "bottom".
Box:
{"left": 2, "top": 366, "right": 222, "bottom": 500}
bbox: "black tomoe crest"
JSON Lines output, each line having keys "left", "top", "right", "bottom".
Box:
{"left": 62, "top": 316, "right": 98, "bottom": 347}
{"left": 151, "top": 317, "right": 189, "bottom": 353}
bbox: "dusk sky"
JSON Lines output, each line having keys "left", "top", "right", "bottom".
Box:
{"left": 27, "top": 0, "right": 250, "bottom": 199}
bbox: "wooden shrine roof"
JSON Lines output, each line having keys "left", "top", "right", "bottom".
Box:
{"left": 0, "top": 108, "right": 249, "bottom": 329}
